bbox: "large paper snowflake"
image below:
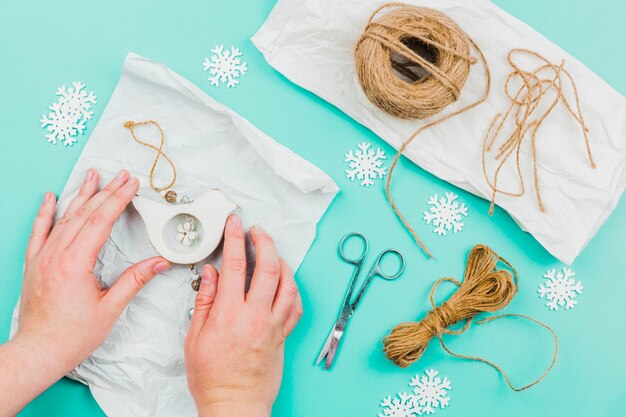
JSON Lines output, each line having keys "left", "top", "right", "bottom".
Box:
{"left": 410, "top": 369, "right": 451, "bottom": 415}
{"left": 538, "top": 268, "right": 583, "bottom": 311}
{"left": 40, "top": 81, "right": 96, "bottom": 146}
{"left": 379, "top": 393, "right": 422, "bottom": 417}
{"left": 202, "top": 45, "right": 248, "bottom": 88}
{"left": 423, "top": 192, "right": 468, "bottom": 236}
{"left": 344, "top": 142, "right": 387, "bottom": 186}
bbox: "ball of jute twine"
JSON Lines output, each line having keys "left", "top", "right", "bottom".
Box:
{"left": 383, "top": 244, "right": 558, "bottom": 392}
{"left": 355, "top": 3, "right": 491, "bottom": 258}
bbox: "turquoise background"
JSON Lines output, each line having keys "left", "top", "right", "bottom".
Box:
{"left": 1, "top": 0, "right": 625, "bottom": 415}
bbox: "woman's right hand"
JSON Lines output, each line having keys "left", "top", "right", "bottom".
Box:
{"left": 184, "top": 215, "right": 303, "bottom": 417}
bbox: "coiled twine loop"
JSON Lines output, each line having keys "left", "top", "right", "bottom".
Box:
{"left": 356, "top": 3, "right": 475, "bottom": 119}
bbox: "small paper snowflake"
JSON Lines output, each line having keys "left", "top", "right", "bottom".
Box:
{"left": 202, "top": 45, "right": 248, "bottom": 88}
{"left": 410, "top": 369, "right": 451, "bottom": 415}
{"left": 379, "top": 393, "right": 422, "bottom": 417}
{"left": 344, "top": 142, "right": 387, "bottom": 186}
{"left": 423, "top": 192, "right": 468, "bottom": 236}
{"left": 40, "top": 81, "right": 96, "bottom": 146}
{"left": 538, "top": 268, "right": 583, "bottom": 311}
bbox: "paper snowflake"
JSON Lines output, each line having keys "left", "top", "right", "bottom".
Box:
{"left": 40, "top": 81, "right": 96, "bottom": 146}
{"left": 423, "top": 192, "right": 468, "bottom": 236}
{"left": 538, "top": 268, "right": 583, "bottom": 311}
{"left": 410, "top": 369, "right": 451, "bottom": 415}
{"left": 344, "top": 142, "right": 387, "bottom": 186}
{"left": 55, "top": 81, "right": 96, "bottom": 120}
{"left": 379, "top": 393, "right": 422, "bottom": 417}
{"left": 202, "top": 45, "right": 248, "bottom": 88}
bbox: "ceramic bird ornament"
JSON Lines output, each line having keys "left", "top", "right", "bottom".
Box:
{"left": 132, "top": 189, "right": 238, "bottom": 264}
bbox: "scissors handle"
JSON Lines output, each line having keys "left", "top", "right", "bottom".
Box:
{"left": 350, "top": 248, "right": 405, "bottom": 310}
{"left": 371, "top": 249, "right": 405, "bottom": 280}
{"left": 338, "top": 232, "right": 368, "bottom": 265}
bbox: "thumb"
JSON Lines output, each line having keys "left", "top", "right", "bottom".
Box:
{"left": 103, "top": 257, "right": 171, "bottom": 316}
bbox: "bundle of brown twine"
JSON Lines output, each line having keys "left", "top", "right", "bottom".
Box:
{"left": 355, "top": 3, "right": 490, "bottom": 258}
{"left": 383, "top": 244, "right": 558, "bottom": 391}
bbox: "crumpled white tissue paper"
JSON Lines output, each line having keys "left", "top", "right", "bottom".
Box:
{"left": 12, "top": 52, "right": 338, "bottom": 417}
{"left": 252, "top": 0, "right": 626, "bottom": 264}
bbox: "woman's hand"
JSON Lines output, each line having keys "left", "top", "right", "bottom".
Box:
{"left": 0, "top": 169, "right": 170, "bottom": 416}
{"left": 184, "top": 215, "right": 303, "bottom": 417}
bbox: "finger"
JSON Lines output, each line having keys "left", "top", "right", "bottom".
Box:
{"left": 283, "top": 292, "right": 303, "bottom": 337}
{"left": 63, "top": 169, "right": 100, "bottom": 218}
{"left": 247, "top": 225, "right": 280, "bottom": 309}
{"left": 70, "top": 177, "right": 139, "bottom": 257}
{"left": 25, "top": 192, "right": 57, "bottom": 262}
{"left": 53, "top": 169, "right": 131, "bottom": 248}
{"left": 188, "top": 264, "right": 219, "bottom": 340}
{"left": 272, "top": 259, "right": 299, "bottom": 321}
{"left": 216, "top": 215, "right": 246, "bottom": 304}
{"left": 103, "top": 257, "right": 170, "bottom": 316}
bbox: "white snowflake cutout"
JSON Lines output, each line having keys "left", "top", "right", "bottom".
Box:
{"left": 379, "top": 393, "right": 422, "bottom": 417}
{"left": 40, "top": 101, "right": 85, "bottom": 146}
{"left": 538, "top": 268, "right": 583, "bottom": 311}
{"left": 410, "top": 369, "right": 451, "bottom": 415}
{"left": 202, "top": 45, "right": 248, "bottom": 88}
{"left": 40, "top": 81, "right": 96, "bottom": 146}
{"left": 55, "top": 81, "right": 97, "bottom": 120}
{"left": 344, "top": 142, "right": 387, "bottom": 186}
{"left": 423, "top": 192, "right": 468, "bottom": 236}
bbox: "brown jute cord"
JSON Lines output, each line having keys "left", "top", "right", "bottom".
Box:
{"left": 383, "top": 244, "right": 558, "bottom": 391}
{"left": 124, "top": 120, "right": 177, "bottom": 192}
{"left": 482, "top": 49, "right": 595, "bottom": 214}
{"left": 355, "top": 3, "right": 491, "bottom": 258}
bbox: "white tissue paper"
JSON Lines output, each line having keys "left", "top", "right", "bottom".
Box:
{"left": 252, "top": 0, "right": 626, "bottom": 264}
{"left": 11, "top": 52, "right": 338, "bottom": 416}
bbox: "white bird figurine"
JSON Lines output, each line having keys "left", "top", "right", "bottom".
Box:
{"left": 132, "top": 189, "right": 238, "bottom": 264}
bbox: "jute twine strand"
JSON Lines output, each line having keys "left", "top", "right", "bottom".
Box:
{"left": 124, "top": 120, "right": 177, "bottom": 192}
{"left": 383, "top": 244, "right": 558, "bottom": 391}
{"left": 355, "top": 3, "right": 491, "bottom": 258}
{"left": 482, "top": 49, "right": 595, "bottom": 214}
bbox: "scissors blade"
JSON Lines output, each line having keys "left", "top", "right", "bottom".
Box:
{"left": 316, "top": 325, "right": 336, "bottom": 366}
{"left": 323, "top": 327, "right": 344, "bottom": 370}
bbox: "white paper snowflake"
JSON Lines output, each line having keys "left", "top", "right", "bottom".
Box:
{"left": 538, "top": 268, "right": 583, "bottom": 311}
{"left": 345, "top": 142, "right": 387, "bottom": 186}
{"left": 40, "top": 81, "right": 96, "bottom": 146}
{"left": 202, "top": 45, "right": 248, "bottom": 88}
{"left": 423, "top": 192, "right": 468, "bottom": 236}
{"left": 410, "top": 369, "right": 451, "bottom": 415}
{"left": 379, "top": 393, "right": 422, "bottom": 417}
{"left": 40, "top": 102, "right": 85, "bottom": 145}
{"left": 55, "top": 81, "right": 96, "bottom": 120}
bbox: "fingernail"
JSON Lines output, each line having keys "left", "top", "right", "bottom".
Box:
{"left": 229, "top": 214, "right": 241, "bottom": 226}
{"left": 154, "top": 260, "right": 171, "bottom": 273}
{"left": 115, "top": 169, "right": 128, "bottom": 180}
{"left": 43, "top": 192, "right": 53, "bottom": 204}
{"left": 252, "top": 224, "right": 264, "bottom": 233}
{"left": 127, "top": 177, "right": 139, "bottom": 187}
{"left": 83, "top": 169, "right": 94, "bottom": 184}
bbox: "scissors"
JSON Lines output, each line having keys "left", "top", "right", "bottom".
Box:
{"left": 316, "top": 232, "right": 405, "bottom": 370}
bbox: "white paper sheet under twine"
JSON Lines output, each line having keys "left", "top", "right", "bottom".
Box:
{"left": 252, "top": 0, "right": 626, "bottom": 265}
{"left": 11, "top": 52, "right": 338, "bottom": 417}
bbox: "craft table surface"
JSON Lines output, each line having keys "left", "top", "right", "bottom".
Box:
{"left": 1, "top": 1, "right": 624, "bottom": 416}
